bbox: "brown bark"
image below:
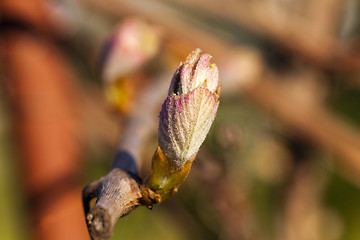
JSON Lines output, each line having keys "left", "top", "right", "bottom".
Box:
{"left": 82, "top": 77, "right": 168, "bottom": 239}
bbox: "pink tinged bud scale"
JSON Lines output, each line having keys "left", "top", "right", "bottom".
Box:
{"left": 158, "top": 48, "right": 220, "bottom": 167}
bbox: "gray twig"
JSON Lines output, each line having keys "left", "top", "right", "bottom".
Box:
{"left": 82, "top": 76, "right": 168, "bottom": 240}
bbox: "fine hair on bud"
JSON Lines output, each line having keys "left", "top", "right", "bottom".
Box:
{"left": 158, "top": 48, "right": 220, "bottom": 168}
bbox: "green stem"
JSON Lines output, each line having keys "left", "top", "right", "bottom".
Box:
{"left": 142, "top": 146, "right": 194, "bottom": 206}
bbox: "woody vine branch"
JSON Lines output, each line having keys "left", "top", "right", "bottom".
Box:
{"left": 82, "top": 49, "right": 221, "bottom": 240}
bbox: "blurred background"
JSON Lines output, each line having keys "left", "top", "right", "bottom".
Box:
{"left": 1, "top": 0, "right": 360, "bottom": 240}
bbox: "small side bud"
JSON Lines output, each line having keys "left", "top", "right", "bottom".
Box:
{"left": 100, "top": 18, "right": 160, "bottom": 113}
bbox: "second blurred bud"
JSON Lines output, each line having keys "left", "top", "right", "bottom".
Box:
{"left": 100, "top": 17, "right": 161, "bottom": 113}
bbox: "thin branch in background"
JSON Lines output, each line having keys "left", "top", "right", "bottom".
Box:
{"left": 279, "top": 137, "right": 343, "bottom": 240}
{"left": 245, "top": 74, "right": 360, "bottom": 179}
{"left": 83, "top": 0, "right": 360, "bottom": 72}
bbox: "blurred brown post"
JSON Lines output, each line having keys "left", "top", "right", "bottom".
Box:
{"left": 0, "top": 1, "right": 89, "bottom": 239}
